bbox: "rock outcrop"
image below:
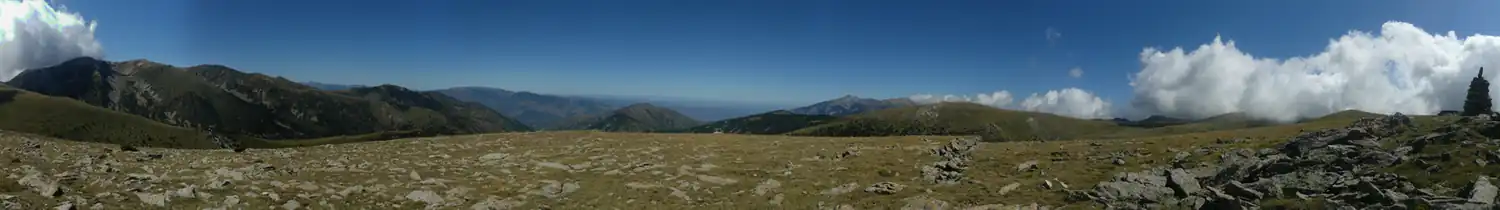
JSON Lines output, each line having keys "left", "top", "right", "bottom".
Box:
{"left": 1073, "top": 113, "right": 1500, "bottom": 209}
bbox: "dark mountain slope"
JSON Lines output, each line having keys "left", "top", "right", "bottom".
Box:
{"left": 337, "top": 85, "right": 532, "bottom": 134}
{"left": 561, "top": 103, "right": 701, "bottom": 132}
{"left": 6, "top": 57, "right": 530, "bottom": 140}
{"left": 680, "top": 110, "right": 837, "bottom": 134}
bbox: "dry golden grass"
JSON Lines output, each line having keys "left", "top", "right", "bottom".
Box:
{"left": 0, "top": 111, "right": 1378, "bottom": 210}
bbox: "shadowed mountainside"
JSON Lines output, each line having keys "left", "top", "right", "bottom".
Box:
{"left": 789, "top": 95, "right": 918, "bottom": 116}
{"left": 558, "top": 103, "right": 701, "bottom": 132}
{"left": 5, "top": 57, "right": 531, "bottom": 141}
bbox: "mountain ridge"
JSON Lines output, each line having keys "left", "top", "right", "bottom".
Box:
{"left": 680, "top": 110, "right": 837, "bottom": 134}
{"left": 789, "top": 95, "right": 917, "bottom": 116}
{"left": 5, "top": 57, "right": 531, "bottom": 141}
{"left": 559, "top": 103, "right": 702, "bottom": 132}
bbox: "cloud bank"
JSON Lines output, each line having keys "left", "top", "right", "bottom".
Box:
{"left": 910, "top": 91, "right": 1015, "bottom": 108}
{"left": 910, "top": 88, "right": 1113, "bottom": 119}
{"left": 1020, "top": 88, "right": 1112, "bottom": 119}
{"left": 927, "top": 21, "right": 1500, "bottom": 122}
{"left": 1129, "top": 21, "right": 1500, "bottom": 122}
{"left": 0, "top": 0, "right": 103, "bottom": 81}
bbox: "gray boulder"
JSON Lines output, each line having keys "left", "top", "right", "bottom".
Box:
{"left": 1461, "top": 176, "right": 1499, "bottom": 204}
{"left": 1165, "top": 168, "right": 1202, "bottom": 198}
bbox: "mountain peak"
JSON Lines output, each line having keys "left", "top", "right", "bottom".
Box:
{"left": 63, "top": 56, "right": 107, "bottom": 65}
{"left": 833, "top": 94, "right": 862, "bottom": 101}
{"left": 789, "top": 94, "right": 917, "bottom": 116}
{"left": 622, "top": 103, "right": 659, "bottom": 109}
{"left": 371, "top": 84, "right": 410, "bottom": 91}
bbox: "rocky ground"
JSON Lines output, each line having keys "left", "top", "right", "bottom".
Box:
{"left": 1076, "top": 113, "right": 1500, "bottom": 209}
{"left": 0, "top": 113, "right": 1488, "bottom": 209}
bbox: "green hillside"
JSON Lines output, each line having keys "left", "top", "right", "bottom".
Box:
{"left": 0, "top": 86, "right": 234, "bottom": 148}
{"left": 788, "top": 102, "right": 1133, "bottom": 141}
{"left": 679, "top": 110, "right": 837, "bottom": 134}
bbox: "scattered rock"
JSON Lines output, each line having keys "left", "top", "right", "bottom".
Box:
{"left": 922, "top": 138, "right": 978, "bottom": 184}
{"left": 173, "top": 185, "right": 198, "bottom": 199}
{"left": 963, "top": 204, "right": 1009, "bottom": 210}
{"left": 1223, "top": 181, "right": 1263, "bottom": 200}
{"left": 998, "top": 183, "right": 1021, "bottom": 195}
{"left": 17, "top": 173, "right": 61, "bottom": 197}
{"left": 1462, "top": 176, "right": 1499, "bottom": 204}
{"left": 753, "top": 179, "right": 781, "bottom": 196}
{"left": 823, "top": 182, "right": 860, "bottom": 195}
{"left": 1073, "top": 114, "right": 1480, "bottom": 209}
{"left": 900, "top": 196, "right": 951, "bottom": 210}
{"left": 470, "top": 197, "right": 525, "bottom": 210}
{"left": 281, "top": 200, "right": 301, "bottom": 210}
{"left": 1016, "top": 160, "right": 1039, "bottom": 172}
{"left": 625, "top": 182, "right": 659, "bottom": 189}
{"left": 696, "top": 174, "right": 738, "bottom": 185}
{"left": 535, "top": 162, "right": 571, "bottom": 171}
{"left": 405, "top": 190, "right": 446, "bottom": 206}
{"left": 838, "top": 149, "right": 860, "bottom": 159}
{"left": 478, "top": 153, "right": 508, "bottom": 162}
{"left": 135, "top": 192, "right": 168, "bottom": 207}
{"left": 1165, "top": 168, "right": 1202, "bottom": 197}
{"left": 529, "top": 180, "right": 580, "bottom": 199}
{"left": 864, "top": 182, "right": 905, "bottom": 195}
{"left": 669, "top": 187, "right": 692, "bottom": 201}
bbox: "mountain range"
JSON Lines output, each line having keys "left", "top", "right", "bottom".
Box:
{"left": 0, "top": 57, "right": 1377, "bottom": 149}
{"left": 5, "top": 57, "right": 530, "bottom": 142}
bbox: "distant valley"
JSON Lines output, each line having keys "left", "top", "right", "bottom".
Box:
{"left": 432, "top": 86, "right": 618, "bottom": 129}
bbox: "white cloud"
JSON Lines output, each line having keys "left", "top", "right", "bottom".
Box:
{"left": 0, "top": 0, "right": 103, "bottom": 81}
{"left": 1068, "top": 67, "right": 1083, "bottom": 78}
{"left": 1045, "top": 27, "right": 1062, "bottom": 45}
{"left": 910, "top": 88, "right": 1113, "bottom": 119}
{"left": 910, "top": 91, "right": 1014, "bottom": 108}
{"left": 1129, "top": 21, "right": 1500, "bottom": 122}
{"left": 1019, "top": 88, "right": 1112, "bottom": 119}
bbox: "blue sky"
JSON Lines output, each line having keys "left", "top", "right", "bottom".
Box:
{"left": 55, "top": 0, "right": 1500, "bottom": 106}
